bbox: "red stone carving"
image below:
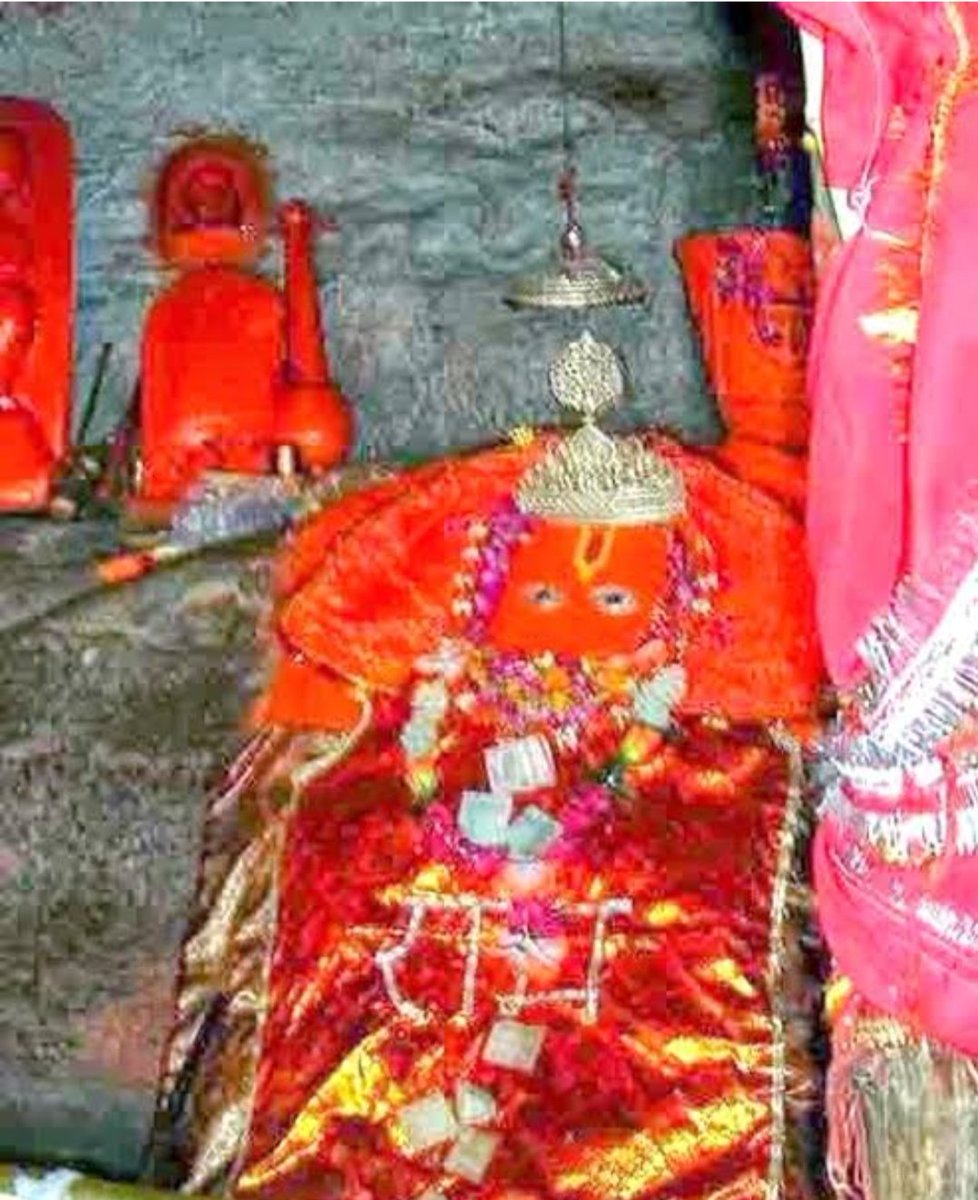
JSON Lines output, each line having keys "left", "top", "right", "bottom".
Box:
{"left": 136, "top": 134, "right": 351, "bottom": 508}
{"left": 0, "top": 99, "right": 73, "bottom": 511}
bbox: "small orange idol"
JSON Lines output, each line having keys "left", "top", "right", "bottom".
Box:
{"left": 136, "top": 133, "right": 351, "bottom": 510}
{"left": 0, "top": 98, "right": 73, "bottom": 511}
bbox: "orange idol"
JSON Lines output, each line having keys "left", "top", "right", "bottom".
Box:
{"left": 0, "top": 99, "right": 73, "bottom": 511}
{"left": 676, "top": 228, "right": 814, "bottom": 517}
{"left": 136, "top": 133, "right": 351, "bottom": 510}
{"left": 158, "top": 335, "right": 826, "bottom": 1200}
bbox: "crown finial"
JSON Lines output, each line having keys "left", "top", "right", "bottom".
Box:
{"left": 548, "top": 330, "right": 623, "bottom": 422}
{"left": 516, "top": 335, "right": 685, "bottom": 526}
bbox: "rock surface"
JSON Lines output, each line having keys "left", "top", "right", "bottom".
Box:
{"left": 0, "top": 518, "right": 268, "bottom": 1177}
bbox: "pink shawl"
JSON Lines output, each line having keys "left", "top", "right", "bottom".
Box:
{"left": 778, "top": 1, "right": 978, "bottom": 1058}
{"left": 781, "top": 2, "right": 978, "bottom": 686}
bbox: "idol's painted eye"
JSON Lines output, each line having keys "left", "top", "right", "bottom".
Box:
{"left": 524, "top": 582, "right": 565, "bottom": 611}
{"left": 591, "top": 584, "right": 638, "bottom": 616}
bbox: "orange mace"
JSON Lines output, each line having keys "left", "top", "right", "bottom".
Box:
{"left": 274, "top": 199, "right": 352, "bottom": 476}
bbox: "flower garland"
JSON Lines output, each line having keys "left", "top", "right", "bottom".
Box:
{"left": 401, "top": 499, "right": 724, "bottom": 803}
{"left": 461, "top": 650, "right": 631, "bottom": 746}
{"left": 452, "top": 501, "right": 536, "bottom": 641}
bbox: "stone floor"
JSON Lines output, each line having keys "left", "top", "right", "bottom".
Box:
{"left": 0, "top": 517, "right": 270, "bottom": 1178}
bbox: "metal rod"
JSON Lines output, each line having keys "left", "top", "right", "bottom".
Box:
{"left": 558, "top": 1, "right": 572, "bottom": 173}
{"left": 76, "top": 341, "right": 113, "bottom": 446}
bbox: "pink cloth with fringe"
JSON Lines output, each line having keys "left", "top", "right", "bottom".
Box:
{"left": 815, "top": 768, "right": 978, "bottom": 1056}
{"left": 814, "top": 492, "right": 978, "bottom": 1055}
{"left": 780, "top": 2, "right": 978, "bottom": 686}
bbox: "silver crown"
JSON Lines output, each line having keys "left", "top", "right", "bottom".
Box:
{"left": 515, "top": 333, "right": 685, "bottom": 526}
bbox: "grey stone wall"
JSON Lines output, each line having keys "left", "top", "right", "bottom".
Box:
{"left": 0, "top": 1, "right": 756, "bottom": 458}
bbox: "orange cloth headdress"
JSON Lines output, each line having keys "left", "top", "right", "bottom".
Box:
{"left": 257, "top": 335, "right": 822, "bottom": 731}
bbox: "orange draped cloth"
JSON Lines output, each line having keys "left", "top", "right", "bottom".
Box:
{"left": 158, "top": 438, "right": 823, "bottom": 1200}
{"left": 236, "top": 711, "right": 812, "bottom": 1200}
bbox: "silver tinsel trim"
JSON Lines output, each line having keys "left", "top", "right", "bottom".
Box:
{"left": 821, "top": 762, "right": 978, "bottom": 863}
{"left": 850, "top": 500, "right": 978, "bottom": 765}
{"left": 821, "top": 783, "right": 946, "bottom": 864}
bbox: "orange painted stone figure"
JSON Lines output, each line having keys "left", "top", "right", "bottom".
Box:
{"left": 0, "top": 99, "right": 73, "bottom": 511}
{"left": 675, "top": 46, "right": 815, "bottom": 521}
{"left": 150, "top": 133, "right": 271, "bottom": 269}
{"left": 158, "top": 336, "right": 825, "bottom": 1200}
{"left": 136, "top": 134, "right": 351, "bottom": 508}
{"left": 676, "top": 229, "right": 814, "bottom": 517}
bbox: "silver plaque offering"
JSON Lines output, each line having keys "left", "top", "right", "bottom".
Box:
{"left": 484, "top": 735, "right": 556, "bottom": 794}
{"left": 398, "top": 1091, "right": 458, "bottom": 1154}
{"left": 482, "top": 1018, "right": 546, "bottom": 1074}
{"left": 443, "top": 1128, "right": 500, "bottom": 1183}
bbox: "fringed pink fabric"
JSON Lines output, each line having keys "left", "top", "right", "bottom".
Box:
{"left": 815, "top": 494, "right": 978, "bottom": 1054}
{"left": 854, "top": 487, "right": 978, "bottom": 765}
{"left": 779, "top": 5, "right": 978, "bottom": 690}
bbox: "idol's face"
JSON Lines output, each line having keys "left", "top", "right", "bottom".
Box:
{"left": 183, "top": 166, "right": 241, "bottom": 228}
{"left": 487, "top": 521, "right": 670, "bottom": 660}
